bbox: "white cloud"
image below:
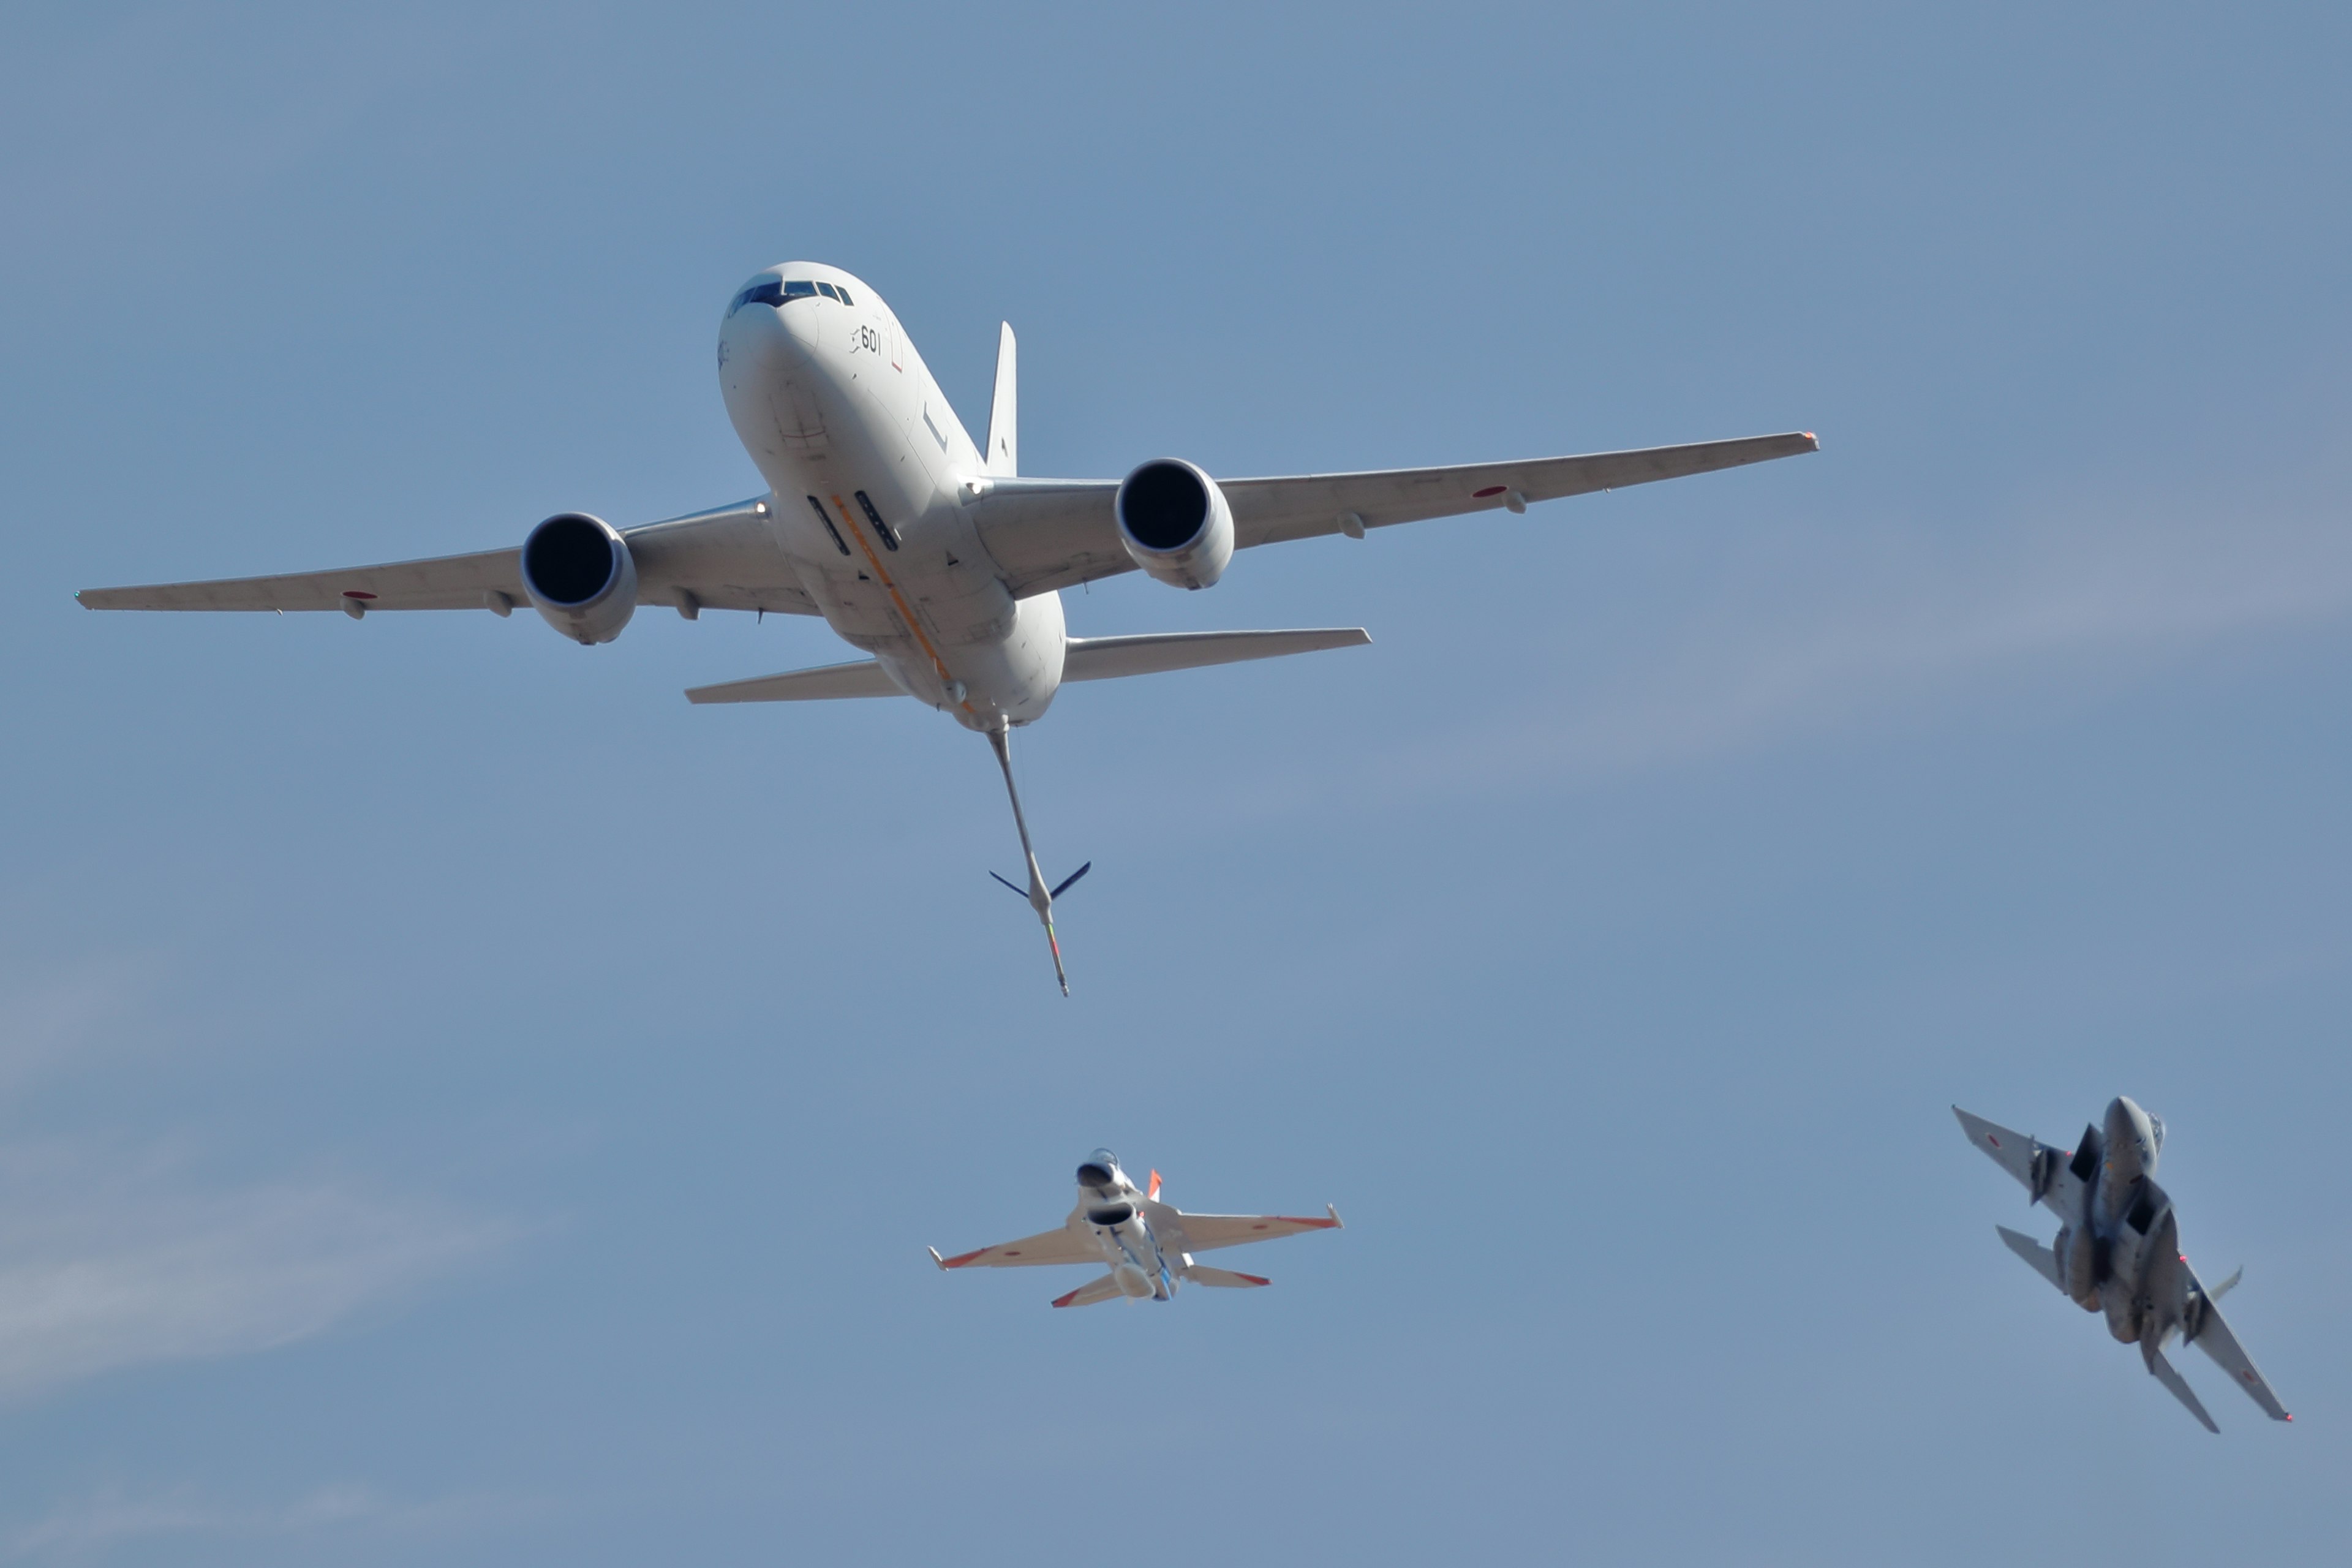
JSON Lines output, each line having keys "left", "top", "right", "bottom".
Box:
{"left": 0, "top": 1145, "right": 508, "bottom": 1403}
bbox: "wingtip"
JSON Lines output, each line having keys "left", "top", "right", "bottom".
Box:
{"left": 1326, "top": 1204, "right": 1344, "bottom": 1229}
{"left": 927, "top": 1245, "right": 946, "bottom": 1270}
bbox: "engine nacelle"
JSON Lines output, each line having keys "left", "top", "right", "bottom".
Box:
{"left": 2055, "top": 1225, "right": 2102, "bottom": 1312}
{"left": 1114, "top": 458, "right": 1234, "bottom": 590}
{"left": 521, "top": 512, "right": 637, "bottom": 644}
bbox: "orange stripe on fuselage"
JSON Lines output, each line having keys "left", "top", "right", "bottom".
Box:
{"left": 831, "top": 492, "right": 976, "bottom": 720}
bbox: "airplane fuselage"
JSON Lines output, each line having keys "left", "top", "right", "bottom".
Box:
{"left": 716, "top": 262, "right": 1063, "bottom": 733}
{"left": 1072, "top": 1155, "right": 1175, "bottom": 1302}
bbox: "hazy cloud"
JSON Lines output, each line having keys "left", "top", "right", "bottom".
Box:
{"left": 0, "top": 1145, "right": 508, "bottom": 1403}
{"left": 9, "top": 1482, "right": 545, "bottom": 1559}
{"left": 1378, "top": 495, "right": 2352, "bottom": 796}
{"left": 0, "top": 957, "right": 158, "bottom": 1098}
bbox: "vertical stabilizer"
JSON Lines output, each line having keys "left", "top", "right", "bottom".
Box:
{"left": 986, "top": 322, "right": 1017, "bottom": 477}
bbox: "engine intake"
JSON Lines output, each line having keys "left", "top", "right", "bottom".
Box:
{"left": 521, "top": 512, "right": 637, "bottom": 644}
{"left": 1115, "top": 458, "right": 1233, "bottom": 589}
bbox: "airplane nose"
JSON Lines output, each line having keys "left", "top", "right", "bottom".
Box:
{"left": 722, "top": 303, "right": 807, "bottom": 374}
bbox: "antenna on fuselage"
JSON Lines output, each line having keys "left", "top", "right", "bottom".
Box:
{"left": 986, "top": 722, "right": 1083, "bottom": 995}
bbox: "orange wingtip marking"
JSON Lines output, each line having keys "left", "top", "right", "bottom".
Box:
{"left": 1050, "top": 1286, "right": 1085, "bottom": 1308}
{"left": 1270, "top": 1216, "right": 1341, "bottom": 1228}
{"left": 937, "top": 1248, "right": 987, "bottom": 1268}
{"left": 1235, "top": 1273, "right": 1270, "bottom": 1286}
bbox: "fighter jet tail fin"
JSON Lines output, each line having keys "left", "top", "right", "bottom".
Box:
{"left": 2146, "top": 1344, "right": 2221, "bottom": 1433}
{"left": 1183, "top": 1265, "right": 1271, "bottom": 1289}
{"left": 1995, "top": 1225, "right": 2064, "bottom": 1291}
{"left": 1050, "top": 1273, "right": 1124, "bottom": 1309}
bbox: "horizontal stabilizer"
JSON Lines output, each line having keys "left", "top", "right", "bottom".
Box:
{"left": 1995, "top": 1225, "right": 2064, "bottom": 1291}
{"left": 2147, "top": 1345, "right": 2220, "bottom": 1433}
{"left": 685, "top": 660, "right": 903, "bottom": 704}
{"left": 1051, "top": 1273, "right": 1125, "bottom": 1309}
{"left": 1184, "top": 1265, "right": 1271, "bottom": 1289}
{"left": 1063, "top": 628, "right": 1369, "bottom": 682}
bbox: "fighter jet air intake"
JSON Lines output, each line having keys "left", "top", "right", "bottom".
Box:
{"left": 1954, "top": 1099, "right": 2290, "bottom": 1431}
{"left": 929, "top": 1150, "right": 1341, "bottom": 1308}
{"left": 78, "top": 262, "right": 1817, "bottom": 993}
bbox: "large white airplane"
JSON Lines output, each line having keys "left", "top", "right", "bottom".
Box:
{"left": 929, "top": 1148, "right": 1341, "bottom": 1308}
{"left": 80, "top": 261, "right": 1817, "bottom": 991}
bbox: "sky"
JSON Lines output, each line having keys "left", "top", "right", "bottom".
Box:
{"left": 2, "top": 1, "right": 2350, "bottom": 1561}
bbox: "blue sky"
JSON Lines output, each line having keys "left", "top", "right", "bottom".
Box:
{"left": 4, "top": 2, "right": 2350, "bottom": 1561}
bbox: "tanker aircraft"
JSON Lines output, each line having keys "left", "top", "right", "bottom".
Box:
{"left": 1954, "top": 1098, "right": 2290, "bottom": 1431}
{"left": 929, "top": 1149, "right": 1341, "bottom": 1308}
{"left": 80, "top": 261, "right": 1817, "bottom": 991}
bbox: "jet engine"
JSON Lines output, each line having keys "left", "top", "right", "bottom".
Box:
{"left": 1114, "top": 458, "right": 1233, "bottom": 590}
{"left": 521, "top": 512, "right": 638, "bottom": 644}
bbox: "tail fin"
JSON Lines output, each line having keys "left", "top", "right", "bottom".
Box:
{"left": 985, "top": 322, "right": 1016, "bottom": 477}
{"left": 1147, "top": 1169, "right": 1162, "bottom": 1201}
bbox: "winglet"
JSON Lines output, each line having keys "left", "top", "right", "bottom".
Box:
{"left": 928, "top": 1246, "right": 947, "bottom": 1270}
{"left": 1327, "top": 1203, "right": 1344, "bottom": 1229}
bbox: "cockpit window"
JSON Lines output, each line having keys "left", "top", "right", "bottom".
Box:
{"left": 832, "top": 284, "right": 854, "bottom": 306}
{"left": 732, "top": 278, "right": 846, "bottom": 315}
{"left": 728, "top": 279, "right": 783, "bottom": 315}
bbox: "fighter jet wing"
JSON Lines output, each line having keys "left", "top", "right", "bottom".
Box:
{"left": 1953, "top": 1106, "right": 2090, "bottom": 1219}
{"left": 1157, "top": 1205, "right": 1343, "bottom": 1253}
{"left": 929, "top": 1224, "right": 1098, "bottom": 1270}
{"left": 967, "top": 434, "right": 1819, "bottom": 598}
{"left": 2184, "top": 1262, "right": 2293, "bottom": 1422}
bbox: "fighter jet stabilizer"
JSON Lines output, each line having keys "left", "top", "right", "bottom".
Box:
{"left": 929, "top": 1149, "right": 1341, "bottom": 1307}
{"left": 1954, "top": 1098, "right": 2290, "bottom": 1431}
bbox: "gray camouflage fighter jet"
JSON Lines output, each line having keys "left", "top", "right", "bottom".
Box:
{"left": 929, "top": 1149, "right": 1341, "bottom": 1307}
{"left": 1954, "top": 1098, "right": 2290, "bottom": 1431}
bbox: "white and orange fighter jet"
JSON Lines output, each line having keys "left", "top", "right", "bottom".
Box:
{"left": 81, "top": 261, "right": 1816, "bottom": 991}
{"left": 930, "top": 1149, "right": 1341, "bottom": 1308}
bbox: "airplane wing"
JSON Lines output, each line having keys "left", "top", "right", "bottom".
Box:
{"left": 1953, "top": 1106, "right": 2092, "bottom": 1220}
{"left": 2184, "top": 1262, "right": 2293, "bottom": 1422}
{"left": 930, "top": 1224, "right": 1098, "bottom": 1270}
{"left": 77, "top": 498, "right": 820, "bottom": 617}
{"left": 1158, "top": 1205, "right": 1344, "bottom": 1254}
{"left": 967, "top": 432, "right": 1819, "bottom": 598}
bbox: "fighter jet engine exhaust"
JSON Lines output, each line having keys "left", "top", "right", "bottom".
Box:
{"left": 521, "top": 511, "right": 637, "bottom": 644}
{"left": 1114, "top": 459, "right": 1233, "bottom": 589}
